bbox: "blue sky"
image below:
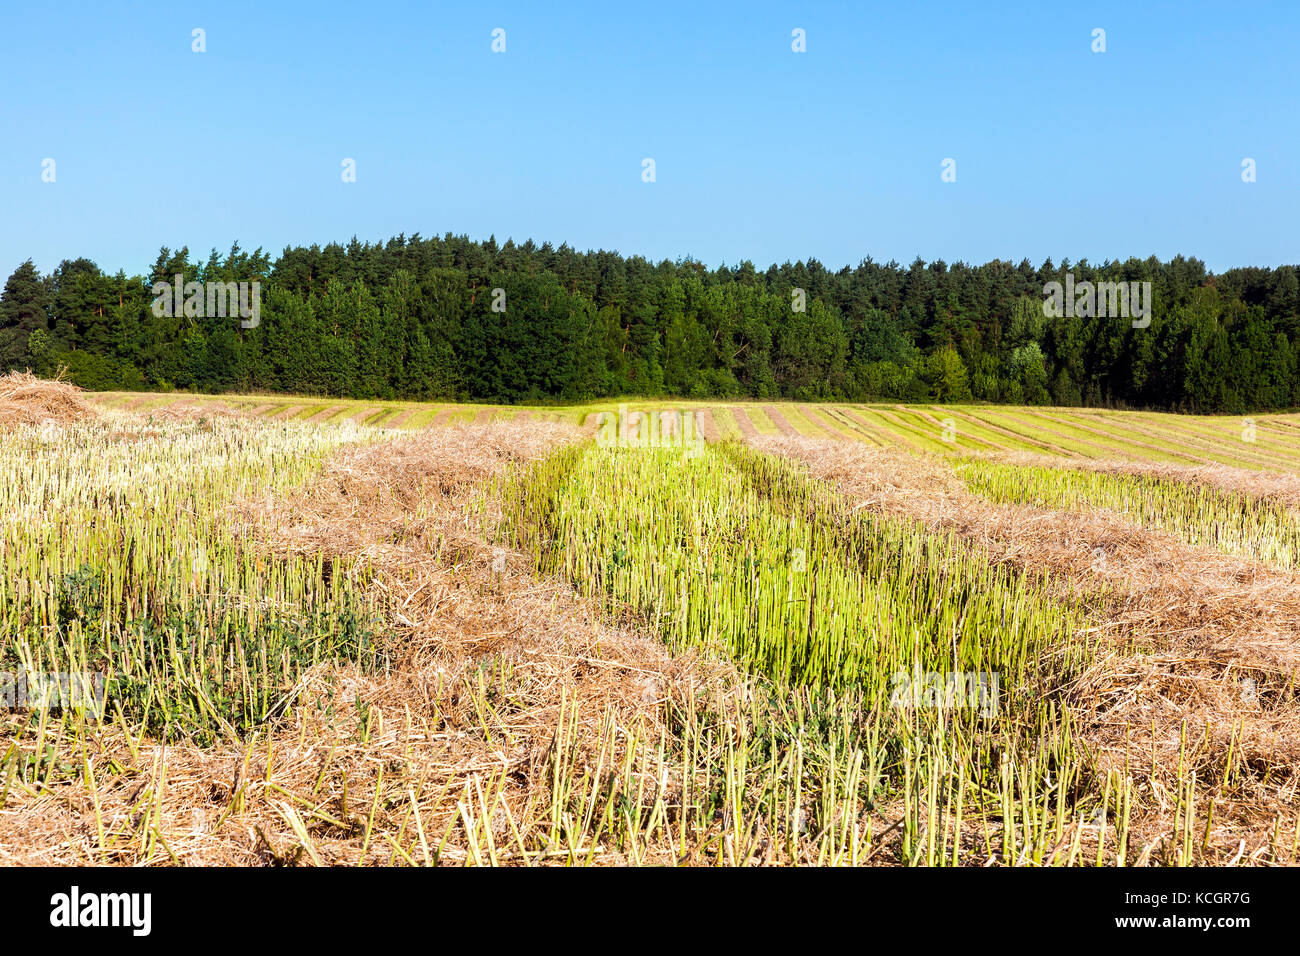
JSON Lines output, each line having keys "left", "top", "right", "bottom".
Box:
{"left": 1, "top": 0, "right": 1297, "bottom": 278}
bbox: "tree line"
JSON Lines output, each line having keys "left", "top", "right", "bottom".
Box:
{"left": 1, "top": 234, "right": 1298, "bottom": 413}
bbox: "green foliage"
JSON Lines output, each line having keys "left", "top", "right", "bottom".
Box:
{"left": 45, "top": 349, "right": 146, "bottom": 390}
{"left": 4, "top": 240, "right": 1299, "bottom": 411}
{"left": 923, "top": 347, "right": 972, "bottom": 402}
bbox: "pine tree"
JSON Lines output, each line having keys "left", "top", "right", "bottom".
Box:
{"left": 0, "top": 260, "right": 50, "bottom": 371}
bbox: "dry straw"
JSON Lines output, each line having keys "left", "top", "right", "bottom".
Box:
{"left": 0, "top": 370, "right": 97, "bottom": 427}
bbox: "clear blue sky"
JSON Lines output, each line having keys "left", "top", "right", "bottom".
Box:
{"left": 2, "top": 0, "right": 1297, "bottom": 279}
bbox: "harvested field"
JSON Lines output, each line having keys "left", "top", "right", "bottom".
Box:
{"left": 752, "top": 435, "right": 1300, "bottom": 863}
{"left": 761, "top": 404, "right": 800, "bottom": 437}
{"left": 728, "top": 406, "right": 760, "bottom": 438}
{"left": 306, "top": 404, "right": 348, "bottom": 423}
{"left": 4, "top": 383, "right": 1299, "bottom": 867}
{"left": 693, "top": 408, "right": 720, "bottom": 442}
{"left": 83, "top": 389, "right": 1300, "bottom": 466}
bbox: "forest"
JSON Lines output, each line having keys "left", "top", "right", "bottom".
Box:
{"left": 1, "top": 233, "right": 1297, "bottom": 412}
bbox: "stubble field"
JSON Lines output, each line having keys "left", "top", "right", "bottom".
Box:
{"left": 2, "top": 376, "right": 1299, "bottom": 866}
